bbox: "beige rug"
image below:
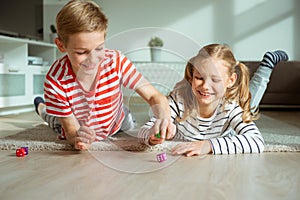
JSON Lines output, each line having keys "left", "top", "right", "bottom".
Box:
{"left": 0, "top": 114, "right": 300, "bottom": 152}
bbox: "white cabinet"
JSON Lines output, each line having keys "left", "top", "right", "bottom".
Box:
{"left": 0, "top": 35, "right": 57, "bottom": 111}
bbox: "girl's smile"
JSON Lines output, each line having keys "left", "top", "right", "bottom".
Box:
{"left": 198, "top": 90, "right": 214, "bottom": 97}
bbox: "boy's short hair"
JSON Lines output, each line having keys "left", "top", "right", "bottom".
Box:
{"left": 56, "top": 0, "right": 108, "bottom": 45}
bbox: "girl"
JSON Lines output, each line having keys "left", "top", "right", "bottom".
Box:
{"left": 138, "top": 44, "right": 288, "bottom": 156}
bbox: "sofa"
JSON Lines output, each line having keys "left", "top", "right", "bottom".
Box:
{"left": 244, "top": 61, "right": 300, "bottom": 108}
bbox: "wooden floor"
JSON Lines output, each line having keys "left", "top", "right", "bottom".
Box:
{"left": 0, "top": 151, "right": 299, "bottom": 200}
{"left": 0, "top": 110, "right": 300, "bottom": 200}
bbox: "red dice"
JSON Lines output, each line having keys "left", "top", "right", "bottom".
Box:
{"left": 16, "top": 148, "right": 26, "bottom": 157}
{"left": 16, "top": 147, "right": 28, "bottom": 157}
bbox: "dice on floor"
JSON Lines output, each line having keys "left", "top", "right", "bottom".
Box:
{"left": 21, "top": 147, "right": 28, "bottom": 155}
{"left": 156, "top": 152, "right": 167, "bottom": 162}
{"left": 16, "top": 148, "right": 26, "bottom": 157}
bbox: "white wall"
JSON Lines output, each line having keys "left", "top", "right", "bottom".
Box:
{"left": 44, "top": 0, "right": 299, "bottom": 61}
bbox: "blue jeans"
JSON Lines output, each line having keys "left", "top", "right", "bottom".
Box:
{"left": 249, "top": 66, "right": 273, "bottom": 110}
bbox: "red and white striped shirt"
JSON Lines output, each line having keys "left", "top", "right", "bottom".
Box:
{"left": 44, "top": 49, "right": 142, "bottom": 140}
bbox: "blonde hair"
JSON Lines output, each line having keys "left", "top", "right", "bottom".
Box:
{"left": 56, "top": 0, "right": 108, "bottom": 45}
{"left": 172, "top": 44, "right": 258, "bottom": 123}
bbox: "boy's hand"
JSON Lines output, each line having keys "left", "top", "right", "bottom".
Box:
{"left": 148, "top": 119, "right": 176, "bottom": 145}
{"left": 75, "top": 126, "right": 96, "bottom": 150}
{"left": 171, "top": 141, "right": 212, "bottom": 157}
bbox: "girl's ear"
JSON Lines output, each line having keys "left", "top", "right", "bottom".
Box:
{"left": 55, "top": 38, "right": 66, "bottom": 53}
{"left": 227, "top": 72, "right": 237, "bottom": 88}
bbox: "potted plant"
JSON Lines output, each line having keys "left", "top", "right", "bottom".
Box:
{"left": 148, "top": 36, "right": 163, "bottom": 62}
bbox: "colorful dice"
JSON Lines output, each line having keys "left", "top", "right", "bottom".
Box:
{"left": 16, "top": 148, "right": 26, "bottom": 157}
{"left": 16, "top": 147, "right": 28, "bottom": 157}
{"left": 21, "top": 147, "right": 28, "bottom": 155}
{"left": 155, "top": 132, "right": 161, "bottom": 139}
{"left": 156, "top": 152, "right": 167, "bottom": 162}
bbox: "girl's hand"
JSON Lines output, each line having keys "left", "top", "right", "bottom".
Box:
{"left": 171, "top": 141, "right": 212, "bottom": 157}
{"left": 75, "top": 126, "right": 96, "bottom": 150}
{"left": 148, "top": 119, "right": 176, "bottom": 145}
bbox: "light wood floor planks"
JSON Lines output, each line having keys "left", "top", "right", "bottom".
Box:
{"left": 0, "top": 151, "right": 299, "bottom": 200}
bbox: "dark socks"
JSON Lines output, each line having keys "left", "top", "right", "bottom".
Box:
{"left": 34, "top": 96, "right": 45, "bottom": 115}
{"left": 261, "top": 50, "right": 289, "bottom": 69}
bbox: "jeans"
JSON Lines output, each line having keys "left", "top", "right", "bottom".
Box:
{"left": 249, "top": 65, "right": 273, "bottom": 110}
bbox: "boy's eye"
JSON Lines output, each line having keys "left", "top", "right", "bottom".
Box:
{"left": 95, "top": 47, "right": 103, "bottom": 51}
{"left": 76, "top": 51, "right": 87, "bottom": 55}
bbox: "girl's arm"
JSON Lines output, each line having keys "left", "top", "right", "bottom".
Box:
{"left": 209, "top": 106, "right": 265, "bottom": 154}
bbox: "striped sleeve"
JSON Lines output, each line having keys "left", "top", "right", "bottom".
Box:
{"left": 168, "top": 93, "right": 181, "bottom": 122}
{"left": 44, "top": 58, "right": 73, "bottom": 117}
{"left": 137, "top": 116, "right": 156, "bottom": 146}
{"left": 209, "top": 106, "right": 265, "bottom": 154}
{"left": 116, "top": 52, "right": 143, "bottom": 90}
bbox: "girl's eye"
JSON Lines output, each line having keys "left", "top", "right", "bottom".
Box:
{"left": 195, "top": 76, "right": 203, "bottom": 80}
{"left": 212, "top": 79, "right": 221, "bottom": 82}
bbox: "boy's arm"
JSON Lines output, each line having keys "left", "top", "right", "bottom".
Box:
{"left": 59, "top": 115, "right": 96, "bottom": 150}
{"left": 135, "top": 80, "right": 176, "bottom": 140}
{"left": 58, "top": 115, "right": 80, "bottom": 146}
{"left": 135, "top": 81, "right": 170, "bottom": 119}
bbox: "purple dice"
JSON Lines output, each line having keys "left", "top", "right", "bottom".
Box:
{"left": 21, "top": 147, "right": 28, "bottom": 155}
{"left": 156, "top": 152, "right": 167, "bottom": 162}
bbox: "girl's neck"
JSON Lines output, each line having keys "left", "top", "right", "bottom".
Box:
{"left": 197, "top": 101, "right": 219, "bottom": 118}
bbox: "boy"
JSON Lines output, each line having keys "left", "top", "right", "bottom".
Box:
{"left": 34, "top": 0, "right": 175, "bottom": 150}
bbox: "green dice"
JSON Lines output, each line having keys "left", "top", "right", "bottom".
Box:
{"left": 155, "top": 132, "right": 161, "bottom": 139}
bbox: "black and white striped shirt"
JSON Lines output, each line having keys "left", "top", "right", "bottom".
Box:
{"left": 138, "top": 92, "right": 265, "bottom": 154}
